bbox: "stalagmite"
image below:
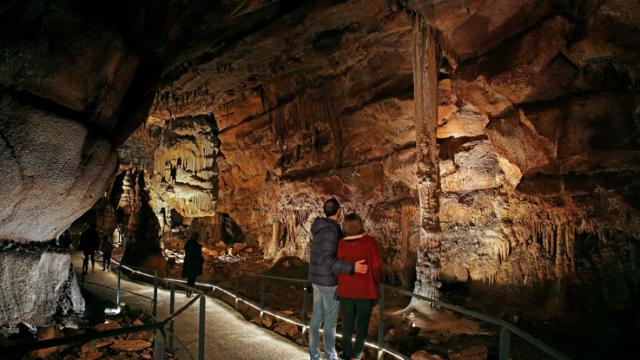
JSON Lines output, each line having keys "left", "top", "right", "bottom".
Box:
{"left": 411, "top": 14, "right": 443, "bottom": 307}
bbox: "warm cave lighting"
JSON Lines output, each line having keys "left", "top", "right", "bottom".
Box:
{"left": 2, "top": 1, "right": 635, "bottom": 359}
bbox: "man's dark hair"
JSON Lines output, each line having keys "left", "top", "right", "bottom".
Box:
{"left": 190, "top": 232, "right": 200, "bottom": 242}
{"left": 323, "top": 198, "right": 340, "bottom": 217}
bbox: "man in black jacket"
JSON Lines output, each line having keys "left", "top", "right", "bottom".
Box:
{"left": 309, "top": 198, "right": 368, "bottom": 360}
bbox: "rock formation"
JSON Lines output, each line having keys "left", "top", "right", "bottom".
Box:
{"left": 0, "top": 0, "right": 224, "bottom": 330}
{"left": 143, "top": 0, "right": 640, "bottom": 317}
{"left": 0, "top": 0, "right": 638, "bottom": 355}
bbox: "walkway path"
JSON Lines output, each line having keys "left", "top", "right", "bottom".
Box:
{"left": 72, "top": 254, "right": 308, "bottom": 360}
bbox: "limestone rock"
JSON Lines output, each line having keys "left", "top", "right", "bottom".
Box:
{"left": 95, "top": 322, "right": 122, "bottom": 332}
{"left": 79, "top": 350, "right": 103, "bottom": 360}
{"left": 449, "top": 345, "right": 488, "bottom": 360}
{"left": 110, "top": 339, "right": 152, "bottom": 352}
{"left": 262, "top": 316, "right": 274, "bottom": 329}
{"left": 411, "top": 350, "right": 443, "bottom": 360}
{"left": 0, "top": 252, "right": 84, "bottom": 335}
{"left": 81, "top": 338, "right": 114, "bottom": 353}
{"left": 0, "top": 94, "right": 118, "bottom": 242}
{"left": 273, "top": 322, "right": 299, "bottom": 338}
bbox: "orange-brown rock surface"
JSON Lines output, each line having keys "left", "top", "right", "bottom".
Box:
{"left": 144, "top": 0, "right": 640, "bottom": 301}
{"left": 0, "top": 1, "right": 638, "bottom": 356}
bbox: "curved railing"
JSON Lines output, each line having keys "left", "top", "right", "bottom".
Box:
{"left": 5, "top": 253, "right": 571, "bottom": 360}
{"left": 214, "top": 271, "right": 572, "bottom": 360}
{"left": 103, "top": 260, "right": 571, "bottom": 360}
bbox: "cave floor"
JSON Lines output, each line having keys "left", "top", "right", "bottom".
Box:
{"left": 71, "top": 253, "right": 308, "bottom": 360}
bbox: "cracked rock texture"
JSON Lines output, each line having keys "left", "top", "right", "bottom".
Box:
{"left": 0, "top": 250, "right": 84, "bottom": 335}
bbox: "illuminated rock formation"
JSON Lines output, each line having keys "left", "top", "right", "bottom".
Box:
{"left": 147, "top": 0, "right": 640, "bottom": 310}
{"left": 0, "top": 1, "right": 638, "bottom": 354}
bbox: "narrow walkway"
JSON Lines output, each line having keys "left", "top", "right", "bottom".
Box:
{"left": 72, "top": 254, "right": 308, "bottom": 360}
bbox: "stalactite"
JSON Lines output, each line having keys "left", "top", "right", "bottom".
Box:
{"left": 494, "top": 207, "right": 610, "bottom": 282}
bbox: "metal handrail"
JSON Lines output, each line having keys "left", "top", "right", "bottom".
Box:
{"left": 70, "top": 253, "right": 569, "bottom": 360}
{"left": 226, "top": 271, "right": 571, "bottom": 360}
{"left": 110, "top": 257, "right": 206, "bottom": 360}
{"left": 380, "top": 285, "right": 571, "bottom": 360}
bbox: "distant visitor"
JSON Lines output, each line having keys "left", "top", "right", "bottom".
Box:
{"left": 101, "top": 235, "right": 113, "bottom": 271}
{"left": 183, "top": 232, "right": 204, "bottom": 297}
{"left": 78, "top": 223, "right": 100, "bottom": 274}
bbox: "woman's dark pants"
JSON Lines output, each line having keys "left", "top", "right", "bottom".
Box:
{"left": 341, "top": 298, "right": 374, "bottom": 359}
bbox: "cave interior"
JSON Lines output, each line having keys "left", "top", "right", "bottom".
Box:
{"left": 0, "top": 0, "right": 639, "bottom": 359}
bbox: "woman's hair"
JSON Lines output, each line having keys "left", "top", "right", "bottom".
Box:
{"left": 342, "top": 213, "right": 365, "bottom": 236}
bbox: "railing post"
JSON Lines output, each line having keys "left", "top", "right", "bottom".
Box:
{"left": 199, "top": 294, "right": 206, "bottom": 360}
{"left": 153, "top": 329, "right": 166, "bottom": 360}
{"left": 301, "top": 283, "right": 309, "bottom": 346}
{"left": 499, "top": 327, "right": 511, "bottom": 360}
{"left": 235, "top": 270, "right": 240, "bottom": 310}
{"left": 168, "top": 284, "right": 175, "bottom": 353}
{"left": 377, "top": 284, "right": 385, "bottom": 359}
{"left": 116, "top": 266, "right": 121, "bottom": 306}
{"left": 259, "top": 278, "right": 266, "bottom": 327}
{"left": 152, "top": 270, "right": 158, "bottom": 320}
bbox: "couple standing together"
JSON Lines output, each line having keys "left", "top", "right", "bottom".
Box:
{"left": 309, "top": 198, "right": 382, "bottom": 360}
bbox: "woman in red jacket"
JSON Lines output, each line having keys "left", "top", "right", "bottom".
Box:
{"left": 337, "top": 213, "right": 382, "bottom": 360}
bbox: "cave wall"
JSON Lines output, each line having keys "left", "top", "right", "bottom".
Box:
{"left": 0, "top": 0, "right": 221, "bottom": 331}
{"left": 1, "top": 0, "right": 636, "bottom": 334}
{"left": 148, "top": 0, "right": 640, "bottom": 309}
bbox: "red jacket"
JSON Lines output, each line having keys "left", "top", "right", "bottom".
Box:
{"left": 336, "top": 235, "right": 382, "bottom": 300}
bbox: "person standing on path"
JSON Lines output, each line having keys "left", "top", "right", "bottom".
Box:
{"left": 101, "top": 235, "right": 113, "bottom": 271}
{"left": 79, "top": 223, "right": 100, "bottom": 274}
{"left": 308, "top": 198, "right": 368, "bottom": 360}
{"left": 337, "top": 213, "right": 382, "bottom": 360}
{"left": 183, "top": 232, "right": 204, "bottom": 297}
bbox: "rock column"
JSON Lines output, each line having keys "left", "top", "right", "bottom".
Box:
{"left": 412, "top": 14, "right": 443, "bottom": 305}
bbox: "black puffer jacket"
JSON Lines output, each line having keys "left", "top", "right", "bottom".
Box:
{"left": 309, "top": 217, "right": 354, "bottom": 286}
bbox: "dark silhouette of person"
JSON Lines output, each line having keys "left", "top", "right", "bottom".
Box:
{"left": 182, "top": 232, "right": 204, "bottom": 297}
{"left": 78, "top": 224, "right": 100, "bottom": 273}
{"left": 58, "top": 229, "right": 72, "bottom": 250}
{"left": 101, "top": 235, "right": 113, "bottom": 271}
